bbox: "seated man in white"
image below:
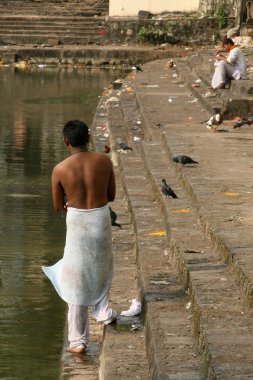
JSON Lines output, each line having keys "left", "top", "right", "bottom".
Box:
{"left": 211, "top": 37, "right": 247, "bottom": 90}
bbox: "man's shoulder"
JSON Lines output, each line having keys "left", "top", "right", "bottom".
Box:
{"left": 53, "top": 157, "right": 69, "bottom": 172}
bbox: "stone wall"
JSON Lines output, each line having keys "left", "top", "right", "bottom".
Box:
{"left": 198, "top": 0, "right": 238, "bottom": 17}
{"left": 104, "top": 17, "right": 234, "bottom": 45}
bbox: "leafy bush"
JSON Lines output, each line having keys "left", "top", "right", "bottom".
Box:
{"left": 214, "top": 7, "right": 229, "bottom": 29}
{"left": 138, "top": 23, "right": 178, "bottom": 44}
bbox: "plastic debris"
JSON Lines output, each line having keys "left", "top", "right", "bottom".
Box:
{"left": 186, "top": 301, "right": 191, "bottom": 309}
{"left": 203, "top": 91, "right": 217, "bottom": 98}
{"left": 172, "top": 209, "right": 192, "bottom": 213}
{"left": 223, "top": 192, "right": 240, "bottom": 197}
{"left": 133, "top": 136, "right": 141, "bottom": 142}
{"left": 121, "top": 299, "right": 142, "bottom": 317}
{"left": 146, "top": 230, "right": 167, "bottom": 236}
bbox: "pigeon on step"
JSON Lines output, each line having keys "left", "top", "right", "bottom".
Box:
{"left": 161, "top": 179, "right": 178, "bottom": 198}
{"left": 173, "top": 155, "right": 198, "bottom": 165}
{"left": 109, "top": 207, "right": 122, "bottom": 229}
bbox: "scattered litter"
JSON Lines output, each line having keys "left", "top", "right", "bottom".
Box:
{"left": 168, "top": 98, "right": 173, "bottom": 103}
{"left": 38, "top": 64, "right": 47, "bottom": 68}
{"left": 121, "top": 299, "right": 142, "bottom": 317}
{"left": 146, "top": 84, "right": 159, "bottom": 88}
{"left": 195, "top": 79, "right": 202, "bottom": 83}
{"left": 131, "top": 324, "right": 141, "bottom": 331}
{"left": 172, "top": 73, "right": 178, "bottom": 78}
{"left": 184, "top": 249, "right": 204, "bottom": 253}
{"left": 172, "top": 209, "right": 192, "bottom": 213}
{"left": 146, "top": 230, "right": 167, "bottom": 236}
{"left": 133, "top": 136, "right": 141, "bottom": 142}
{"left": 105, "top": 97, "right": 119, "bottom": 107}
{"left": 165, "top": 59, "right": 175, "bottom": 69}
{"left": 188, "top": 98, "right": 198, "bottom": 103}
{"left": 103, "top": 133, "right": 109, "bottom": 138}
{"left": 203, "top": 91, "right": 217, "bottom": 98}
{"left": 186, "top": 302, "right": 192, "bottom": 309}
{"left": 136, "top": 120, "right": 142, "bottom": 125}
{"left": 192, "top": 84, "right": 200, "bottom": 88}
{"left": 223, "top": 192, "right": 240, "bottom": 197}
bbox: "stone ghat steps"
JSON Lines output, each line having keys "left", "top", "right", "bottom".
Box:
{"left": 0, "top": 17, "right": 106, "bottom": 45}
{"left": 0, "top": 33, "right": 104, "bottom": 45}
{"left": 0, "top": 1, "right": 109, "bottom": 16}
{"left": 118, "top": 61, "right": 253, "bottom": 377}
{"left": 105, "top": 86, "right": 204, "bottom": 379}
{"left": 0, "top": 16, "right": 105, "bottom": 23}
{"left": 0, "top": 1, "right": 108, "bottom": 45}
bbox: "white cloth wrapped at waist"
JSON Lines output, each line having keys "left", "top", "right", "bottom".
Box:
{"left": 42, "top": 205, "right": 113, "bottom": 306}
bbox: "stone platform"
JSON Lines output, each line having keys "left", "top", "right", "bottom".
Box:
{"left": 60, "top": 48, "right": 253, "bottom": 379}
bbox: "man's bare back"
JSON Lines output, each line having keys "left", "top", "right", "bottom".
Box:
{"left": 51, "top": 120, "right": 115, "bottom": 212}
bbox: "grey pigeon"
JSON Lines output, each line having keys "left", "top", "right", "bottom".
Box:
{"left": 173, "top": 155, "right": 198, "bottom": 165}
{"left": 119, "top": 142, "right": 133, "bottom": 151}
{"left": 233, "top": 116, "right": 253, "bottom": 129}
{"left": 162, "top": 179, "right": 178, "bottom": 198}
{"left": 233, "top": 119, "right": 248, "bottom": 129}
{"left": 109, "top": 207, "right": 122, "bottom": 229}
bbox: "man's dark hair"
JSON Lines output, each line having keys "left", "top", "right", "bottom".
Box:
{"left": 223, "top": 38, "right": 234, "bottom": 46}
{"left": 63, "top": 120, "right": 89, "bottom": 147}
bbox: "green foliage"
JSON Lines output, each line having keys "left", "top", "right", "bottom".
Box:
{"left": 137, "top": 24, "right": 178, "bottom": 44}
{"left": 214, "top": 7, "right": 229, "bottom": 29}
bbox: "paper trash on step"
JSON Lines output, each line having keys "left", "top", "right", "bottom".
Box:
{"left": 120, "top": 299, "right": 142, "bottom": 316}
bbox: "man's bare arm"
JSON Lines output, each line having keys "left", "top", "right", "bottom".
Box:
{"left": 107, "top": 165, "right": 116, "bottom": 202}
{"left": 52, "top": 167, "right": 66, "bottom": 212}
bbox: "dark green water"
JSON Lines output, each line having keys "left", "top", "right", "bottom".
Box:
{"left": 0, "top": 64, "right": 123, "bottom": 379}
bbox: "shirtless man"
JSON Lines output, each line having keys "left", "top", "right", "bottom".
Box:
{"left": 52, "top": 120, "right": 115, "bottom": 211}
{"left": 42, "top": 120, "right": 116, "bottom": 354}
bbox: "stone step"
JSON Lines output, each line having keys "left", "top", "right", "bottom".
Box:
{"left": 0, "top": 3, "right": 108, "bottom": 46}
{"left": 0, "top": 33, "right": 104, "bottom": 44}
{"left": 117, "top": 61, "right": 253, "bottom": 377}
{"left": 105, "top": 83, "right": 205, "bottom": 378}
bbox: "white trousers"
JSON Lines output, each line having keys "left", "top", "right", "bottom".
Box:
{"left": 68, "top": 293, "right": 116, "bottom": 348}
{"left": 211, "top": 61, "right": 236, "bottom": 89}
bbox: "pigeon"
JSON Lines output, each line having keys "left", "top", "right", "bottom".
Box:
{"left": 233, "top": 116, "right": 253, "bottom": 129}
{"left": 118, "top": 142, "right": 133, "bottom": 152}
{"left": 109, "top": 207, "right": 122, "bottom": 229}
{"left": 132, "top": 65, "right": 143, "bottom": 72}
{"left": 161, "top": 179, "right": 178, "bottom": 198}
{"left": 233, "top": 119, "right": 248, "bottom": 129}
{"left": 206, "top": 113, "right": 223, "bottom": 130}
{"left": 173, "top": 155, "right": 198, "bottom": 165}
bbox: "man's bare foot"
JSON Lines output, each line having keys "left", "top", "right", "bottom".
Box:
{"left": 66, "top": 345, "right": 86, "bottom": 354}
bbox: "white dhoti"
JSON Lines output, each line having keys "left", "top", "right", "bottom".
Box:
{"left": 211, "top": 61, "right": 237, "bottom": 89}
{"left": 211, "top": 47, "right": 247, "bottom": 89}
{"left": 42, "top": 205, "right": 116, "bottom": 347}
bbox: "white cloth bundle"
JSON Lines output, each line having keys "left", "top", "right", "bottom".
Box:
{"left": 42, "top": 205, "right": 113, "bottom": 306}
{"left": 120, "top": 299, "right": 142, "bottom": 317}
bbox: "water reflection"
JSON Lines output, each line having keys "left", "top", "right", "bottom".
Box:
{"left": 0, "top": 64, "right": 124, "bottom": 379}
